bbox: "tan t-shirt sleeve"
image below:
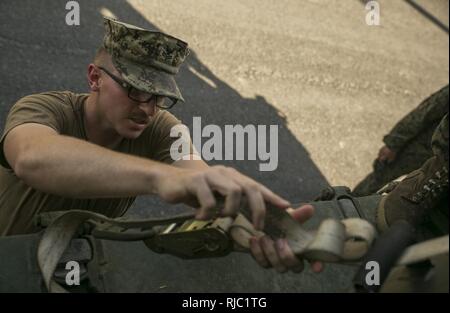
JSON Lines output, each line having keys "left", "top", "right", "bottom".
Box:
{"left": 0, "top": 93, "right": 67, "bottom": 168}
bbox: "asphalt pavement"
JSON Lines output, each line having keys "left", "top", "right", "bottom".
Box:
{"left": 0, "top": 0, "right": 448, "bottom": 292}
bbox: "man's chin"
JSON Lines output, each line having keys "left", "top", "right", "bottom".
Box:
{"left": 118, "top": 121, "right": 148, "bottom": 139}
{"left": 116, "top": 126, "right": 144, "bottom": 139}
{"left": 121, "top": 130, "right": 144, "bottom": 139}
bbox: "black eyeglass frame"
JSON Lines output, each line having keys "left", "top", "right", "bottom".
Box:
{"left": 97, "top": 66, "right": 177, "bottom": 109}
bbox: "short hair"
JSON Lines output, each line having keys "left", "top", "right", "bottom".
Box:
{"left": 94, "top": 46, "right": 109, "bottom": 65}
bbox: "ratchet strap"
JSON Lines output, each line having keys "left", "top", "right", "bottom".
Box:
{"left": 37, "top": 196, "right": 377, "bottom": 292}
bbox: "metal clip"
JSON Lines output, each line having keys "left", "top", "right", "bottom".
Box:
{"left": 144, "top": 217, "right": 234, "bottom": 259}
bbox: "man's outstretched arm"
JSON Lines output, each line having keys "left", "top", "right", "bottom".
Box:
{"left": 5, "top": 123, "right": 169, "bottom": 198}
{"left": 4, "top": 123, "right": 290, "bottom": 229}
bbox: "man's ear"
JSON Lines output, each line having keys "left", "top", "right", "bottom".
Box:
{"left": 87, "top": 64, "right": 101, "bottom": 91}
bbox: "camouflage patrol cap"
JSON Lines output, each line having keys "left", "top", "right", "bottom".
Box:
{"left": 102, "top": 17, "right": 190, "bottom": 102}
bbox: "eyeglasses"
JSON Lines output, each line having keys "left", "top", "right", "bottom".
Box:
{"left": 97, "top": 66, "right": 177, "bottom": 109}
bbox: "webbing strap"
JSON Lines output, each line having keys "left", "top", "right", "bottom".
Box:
{"left": 37, "top": 210, "right": 195, "bottom": 292}
{"left": 38, "top": 203, "right": 377, "bottom": 292}
{"left": 229, "top": 214, "right": 377, "bottom": 262}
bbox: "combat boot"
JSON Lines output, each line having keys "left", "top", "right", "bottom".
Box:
{"left": 377, "top": 154, "right": 449, "bottom": 238}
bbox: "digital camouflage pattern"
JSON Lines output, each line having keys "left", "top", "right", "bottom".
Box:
{"left": 376, "top": 105, "right": 449, "bottom": 238}
{"left": 103, "top": 17, "right": 190, "bottom": 102}
{"left": 353, "top": 85, "right": 449, "bottom": 196}
{"left": 382, "top": 85, "right": 449, "bottom": 152}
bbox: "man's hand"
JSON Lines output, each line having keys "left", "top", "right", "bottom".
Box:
{"left": 155, "top": 165, "right": 290, "bottom": 230}
{"left": 249, "top": 205, "right": 323, "bottom": 274}
{"left": 377, "top": 145, "right": 396, "bottom": 163}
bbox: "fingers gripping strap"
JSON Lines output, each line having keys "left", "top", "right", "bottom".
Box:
{"left": 229, "top": 214, "right": 265, "bottom": 251}
{"left": 229, "top": 215, "right": 377, "bottom": 263}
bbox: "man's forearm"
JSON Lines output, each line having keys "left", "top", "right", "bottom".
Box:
{"left": 172, "top": 157, "right": 209, "bottom": 170}
{"left": 13, "top": 134, "right": 176, "bottom": 198}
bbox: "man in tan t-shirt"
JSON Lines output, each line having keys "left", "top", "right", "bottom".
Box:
{"left": 0, "top": 17, "right": 320, "bottom": 274}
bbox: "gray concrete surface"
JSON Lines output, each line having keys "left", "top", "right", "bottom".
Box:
{"left": 0, "top": 0, "right": 448, "bottom": 292}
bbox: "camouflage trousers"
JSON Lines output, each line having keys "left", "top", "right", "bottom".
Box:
{"left": 352, "top": 143, "right": 432, "bottom": 197}
{"left": 354, "top": 114, "right": 449, "bottom": 197}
